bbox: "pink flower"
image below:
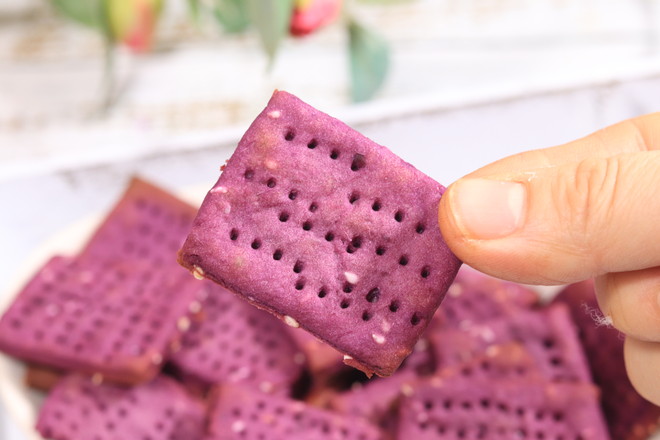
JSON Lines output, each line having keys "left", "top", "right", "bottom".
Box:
{"left": 290, "top": 0, "right": 342, "bottom": 37}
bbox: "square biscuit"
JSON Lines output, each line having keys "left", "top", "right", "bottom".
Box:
{"left": 179, "top": 91, "right": 461, "bottom": 376}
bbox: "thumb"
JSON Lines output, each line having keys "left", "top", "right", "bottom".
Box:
{"left": 439, "top": 151, "right": 660, "bottom": 285}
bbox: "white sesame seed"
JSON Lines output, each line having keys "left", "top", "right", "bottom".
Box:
{"left": 177, "top": 316, "right": 191, "bottom": 332}
{"left": 231, "top": 420, "right": 246, "bottom": 433}
{"left": 211, "top": 186, "right": 228, "bottom": 194}
{"left": 343, "top": 355, "right": 353, "bottom": 361}
{"left": 372, "top": 333, "right": 386, "bottom": 344}
{"left": 448, "top": 284, "right": 463, "bottom": 297}
{"left": 480, "top": 327, "right": 495, "bottom": 343}
{"left": 265, "top": 160, "right": 278, "bottom": 170}
{"left": 188, "top": 301, "right": 202, "bottom": 314}
{"left": 229, "top": 366, "right": 251, "bottom": 382}
{"left": 268, "top": 110, "right": 281, "bottom": 118}
{"left": 414, "top": 338, "right": 428, "bottom": 352}
{"left": 344, "top": 271, "right": 359, "bottom": 284}
{"left": 192, "top": 266, "right": 205, "bottom": 280}
{"left": 485, "top": 346, "right": 500, "bottom": 357}
{"left": 401, "top": 384, "right": 414, "bottom": 397}
{"left": 283, "top": 315, "right": 299, "bottom": 328}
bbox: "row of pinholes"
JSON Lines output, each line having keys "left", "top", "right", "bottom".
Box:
{"left": 44, "top": 388, "right": 178, "bottom": 440}
{"left": 230, "top": 402, "right": 373, "bottom": 440}
{"left": 244, "top": 168, "right": 425, "bottom": 232}
{"left": 416, "top": 398, "right": 570, "bottom": 440}
{"left": 283, "top": 128, "right": 366, "bottom": 171}
{"left": 242, "top": 168, "right": 431, "bottom": 278}
{"left": 229, "top": 225, "right": 422, "bottom": 327}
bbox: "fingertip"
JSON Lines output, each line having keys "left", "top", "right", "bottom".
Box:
{"left": 438, "top": 182, "right": 467, "bottom": 257}
{"left": 624, "top": 337, "right": 660, "bottom": 406}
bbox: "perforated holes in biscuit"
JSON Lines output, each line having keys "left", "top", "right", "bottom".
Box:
{"left": 366, "top": 288, "right": 380, "bottom": 303}
{"left": 346, "top": 236, "right": 362, "bottom": 254}
{"left": 351, "top": 154, "right": 366, "bottom": 171}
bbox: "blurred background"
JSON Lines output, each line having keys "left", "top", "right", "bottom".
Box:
{"left": 1, "top": 0, "right": 660, "bottom": 438}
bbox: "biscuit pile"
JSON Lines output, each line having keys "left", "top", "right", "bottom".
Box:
{"left": 1, "top": 91, "right": 657, "bottom": 439}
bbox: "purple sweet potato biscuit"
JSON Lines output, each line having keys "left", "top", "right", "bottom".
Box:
{"left": 329, "top": 344, "right": 540, "bottom": 433}
{"left": 430, "top": 304, "right": 591, "bottom": 382}
{"left": 207, "top": 384, "right": 385, "bottom": 440}
{"left": 179, "top": 90, "right": 461, "bottom": 376}
{"left": 80, "top": 177, "right": 197, "bottom": 269}
{"left": 432, "top": 267, "right": 539, "bottom": 330}
{"left": 286, "top": 325, "right": 346, "bottom": 375}
{"left": 329, "top": 369, "right": 418, "bottom": 429}
{"left": 397, "top": 376, "right": 610, "bottom": 440}
{"left": 0, "top": 255, "right": 204, "bottom": 384}
{"left": 170, "top": 281, "right": 306, "bottom": 394}
{"left": 554, "top": 281, "right": 660, "bottom": 440}
{"left": 25, "top": 363, "right": 64, "bottom": 392}
{"left": 434, "top": 343, "right": 543, "bottom": 383}
{"left": 37, "top": 374, "right": 206, "bottom": 440}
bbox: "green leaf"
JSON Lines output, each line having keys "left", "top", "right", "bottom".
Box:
{"left": 51, "top": 0, "right": 104, "bottom": 28}
{"left": 213, "top": 0, "right": 250, "bottom": 34}
{"left": 245, "top": 0, "right": 295, "bottom": 65}
{"left": 348, "top": 18, "right": 389, "bottom": 102}
{"left": 187, "top": 0, "right": 202, "bottom": 22}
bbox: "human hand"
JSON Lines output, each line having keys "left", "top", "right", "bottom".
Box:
{"left": 438, "top": 113, "right": 660, "bottom": 405}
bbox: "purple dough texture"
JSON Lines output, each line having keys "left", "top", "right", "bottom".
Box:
{"left": 397, "top": 375, "right": 610, "bottom": 440}
{"left": 80, "top": 177, "right": 197, "bottom": 270}
{"left": 430, "top": 304, "right": 591, "bottom": 382}
{"left": 207, "top": 384, "right": 384, "bottom": 440}
{"left": 0, "top": 256, "right": 204, "bottom": 384}
{"left": 179, "top": 90, "right": 461, "bottom": 376}
{"left": 170, "top": 281, "right": 306, "bottom": 394}
{"left": 36, "top": 374, "right": 206, "bottom": 440}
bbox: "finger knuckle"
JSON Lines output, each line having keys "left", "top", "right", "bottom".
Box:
{"left": 556, "top": 156, "right": 622, "bottom": 256}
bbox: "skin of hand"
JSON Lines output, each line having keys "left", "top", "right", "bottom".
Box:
{"left": 437, "top": 112, "right": 660, "bottom": 405}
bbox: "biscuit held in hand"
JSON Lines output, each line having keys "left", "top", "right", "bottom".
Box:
{"left": 178, "top": 91, "right": 461, "bottom": 376}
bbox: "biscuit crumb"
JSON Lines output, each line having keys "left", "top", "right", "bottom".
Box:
{"left": 283, "top": 315, "right": 299, "bottom": 328}
{"left": 192, "top": 266, "right": 205, "bottom": 280}
{"left": 177, "top": 316, "right": 191, "bottom": 332}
